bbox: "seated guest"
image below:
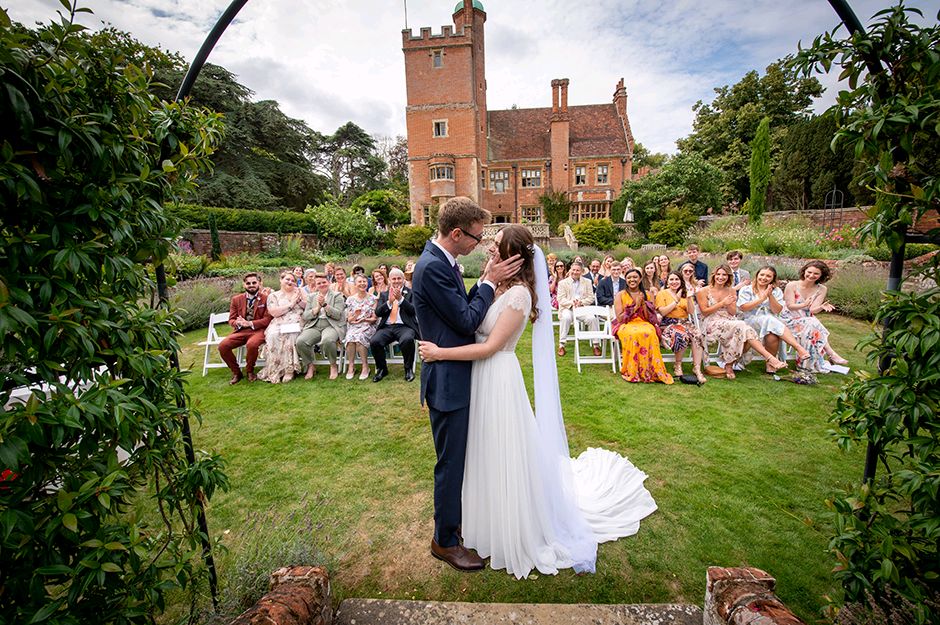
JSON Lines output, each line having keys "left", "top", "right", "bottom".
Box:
{"left": 684, "top": 244, "right": 708, "bottom": 286}
{"left": 596, "top": 262, "right": 626, "bottom": 307}
{"left": 403, "top": 260, "right": 415, "bottom": 289}
{"left": 350, "top": 264, "right": 371, "bottom": 288}
{"left": 549, "top": 259, "right": 567, "bottom": 309}
{"left": 545, "top": 252, "right": 558, "bottom": 273}
{"left": 696, "top": 264, "right": 786, "bottom": 379}
{"left": 344, "top": 275, "right": 378, "bottom": 380}
{"left": 599, "top": 254, "right": 616, "bottom": 279}
{"left": 614, "top": 268, "right": 673, "bottom": 384}
{"left": 292, "top": 265, "right": 304, "bottom": 287}
{"left": 324, "top": 262, "right": 336, "bottom": 283}
{"left": 782, "top": 260, "right": 848, "bottom": 371}
{"left": 585, "top": 259, "right": 602, "bottom": 291}
{"left": 557, "top": 261, "right": 601, "bottom": 357}
{"left": 297, "top": 275, "right": 346, "bottom": 380}
{"left": 370, "top": 267, "right": 389, "bottom": 298}
{"left": 738, "top": 266, "right": 810, "bottom": 372}
{"left": 678, "top": 262, "right": 699, "bottom": 295}
{"left": 620, "top": 257, "right": 635, "bottom": 271}
{"left": 257, "top": 270, "right": 306, "bottom": 384}
{"left": 727, "top": 250, "right": 751, "bottom": 291}
{"left": 218, "top": 272, "right": 271, "bottom": 384}
{"left": 641, "top": 260, "right": 660, "bottom": 298}
{"left": 370, "top": 268, "right": 418, "bottom": 382}
{"left": 655, "top": 254, "right": 671, "bottom": 288}
{"left": 302, "top": 268, "right": 317, "bottom": 296}
{"left": 656, "top": 271, "right": 707, "bottom": 383}
{"left": 331, "top": 266, "right": 353, "bottom": 297}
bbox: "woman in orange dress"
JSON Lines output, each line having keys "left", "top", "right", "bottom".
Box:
{"left": 614, "top": 268, "right": 673, "bottom": 384}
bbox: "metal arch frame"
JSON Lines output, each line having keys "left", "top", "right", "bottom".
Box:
{"left": 156, "top": 0, "right": 904, "bottom": 610}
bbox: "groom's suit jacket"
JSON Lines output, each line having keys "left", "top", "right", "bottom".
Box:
{"left": 412, "top": 241, "right": 495, "bottom": 412}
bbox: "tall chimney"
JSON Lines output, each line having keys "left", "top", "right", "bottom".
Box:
{"left": 560, "top": 78, "right": 569, "bottom": 113}
{"left": 551, "top": 79, "right": 560, "bottom": 114}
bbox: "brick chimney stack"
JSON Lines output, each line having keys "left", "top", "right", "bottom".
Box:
{"left": 549, "top": 78, "right": 571, "bottom": 191}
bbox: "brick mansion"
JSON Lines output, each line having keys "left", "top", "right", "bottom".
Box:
{"left": 403, "top": 0, "right": 637, "bottom": 226}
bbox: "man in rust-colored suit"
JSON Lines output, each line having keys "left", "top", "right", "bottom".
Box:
{"left": 218, "top": 272, "right": 271, "bottom": 384}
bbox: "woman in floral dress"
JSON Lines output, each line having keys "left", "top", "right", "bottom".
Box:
{"left": 738, "top": 266, "right": 810, "bottom": 373}
{"left": 696, "top": 264, "right": 786, "bottom": 379}
{"left": 655, "top": 271, "right": 706, "bottom": 383}
{"left": 343, "top": 275, "right": 378, "bottom": 380}
{"left": 258, "top": 270, "right": 305, "bottom": 384}
{"left": 614, "top": 269, "right": 673, "bottom": 384}
{"left": 782, "top": 260, "right": 849, "bottom": 371}
{"left": 548, "top": 260, "right": 567, "bottom": 310}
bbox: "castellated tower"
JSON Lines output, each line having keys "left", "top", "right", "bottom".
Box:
{"left": 402, "top": 0, "right": 487, "bottom": 225}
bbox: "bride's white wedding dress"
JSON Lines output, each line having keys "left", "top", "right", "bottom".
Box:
{"left": 462, "top": 285, "right": 657, "bottom": 579}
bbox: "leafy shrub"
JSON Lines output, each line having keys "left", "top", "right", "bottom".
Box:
{"left": 170, "top": 203, "right": 318, "bottom": 233}
{"left": 394, "top": 225, "right": 434, "bottom": 254}
{"left": 305, "top": 201, "right": 379, "bottom": 253}
{"left": 865, "top": 244, "right": 939, "bottom": 261}
{"left": 538, "top": 190, "right": 573, "bottom": 232}
{"left": 648, "top": 206, "right": 698, "bottom": 246}
{"left": 571, "top": 219, "right": 622, "bottom": 250}
{"left": 0, "top": 12, "right": 228, "bottom": 624}
{"left": 171, "top": 281, "right": 232, "bottom": 332}
{"left": 168, "top": 252, "right": 212, "bottom": 280}
{"left": 827, "top": 265, "right": 887, "bottom": 321}
{"left": 349, "top": 189, "right": 410, "bottom": 226}
{"left": 460, "top": 250, "right": 487, "bottom": 279}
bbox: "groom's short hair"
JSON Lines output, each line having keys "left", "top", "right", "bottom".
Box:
{"left": 437, "top": 197, "right": 491, "bottom": 236}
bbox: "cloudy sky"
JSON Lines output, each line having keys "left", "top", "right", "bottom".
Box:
{"left": 6, "top": 0, "right": 936, "bottom": 154}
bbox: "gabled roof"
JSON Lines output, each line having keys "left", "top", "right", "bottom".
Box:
{"left": 487, "top": 104, "right": 629, "bottom": 162}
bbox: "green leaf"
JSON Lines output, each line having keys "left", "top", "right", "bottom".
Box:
{"left": 36, "top": 564, "right": 72, "bottom": 576}
{"left": 104, "top": 541, "right": 126, "bottom": 551}
{"left": 100, "top": 562, "right": 122, "bottom": 573}
{"left": 29, "top": 599, "right": 63, "bottom": 623}
{"left": 62, "top": 513, "right": 77, "bottom": 532}
{"left": 97, "top": 492, "right": 110, "bottom": 509}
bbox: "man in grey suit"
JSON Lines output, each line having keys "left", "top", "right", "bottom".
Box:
{"left": 296, "top": 275, "right": 346, "bottom": 380}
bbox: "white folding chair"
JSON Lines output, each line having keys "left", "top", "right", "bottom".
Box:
{"left": 572, "top": 305, "right": 618, "bottom": 373}
{"left": 198, "top": 312, "right": 233, "bottom": 376}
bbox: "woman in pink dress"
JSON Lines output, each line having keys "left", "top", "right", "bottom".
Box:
{"left": 782, "top": 260, "right": 849, "bottom": 371}
{"left": 258, "top": 270, "right": 305, "bottom": 384}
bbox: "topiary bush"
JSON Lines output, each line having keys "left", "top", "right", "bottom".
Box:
{"left": 394, "top": 225, "right": 434, "bottom": 254}
{"left": 571, "top": 218, "right": 622, "bottom": 250}
{"left": 0, "top": 8, "right": 228, "bottom": 623}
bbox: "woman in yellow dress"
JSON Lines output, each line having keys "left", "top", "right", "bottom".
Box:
{"left": 614, "top": 268, "right": 673, "bottom": 384}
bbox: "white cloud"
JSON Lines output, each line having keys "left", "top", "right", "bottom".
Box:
{"left": 5, "top": 0, "right": 936, "bottom": 154}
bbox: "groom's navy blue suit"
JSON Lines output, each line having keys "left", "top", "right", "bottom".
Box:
{"left": 412, "top": 241, "right": 495, "bottom": 548}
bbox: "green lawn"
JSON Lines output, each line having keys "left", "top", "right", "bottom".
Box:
{"left": 175, "top": 313, "right": 872, "bottom": 621}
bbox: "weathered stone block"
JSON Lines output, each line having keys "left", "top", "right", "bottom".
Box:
{"left": 704, "top": 566, "right": 803, "bottom": 625}
{"left": 229, "top": 565, "right": 331, "bottom": 625}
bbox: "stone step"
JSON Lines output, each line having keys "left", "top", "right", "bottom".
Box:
{"left": 335, "top": 599, "right": 703, "bottom": 625}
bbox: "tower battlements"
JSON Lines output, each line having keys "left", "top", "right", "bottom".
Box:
{"left": 401, "top": 25, "right": 472, "bottom": 48}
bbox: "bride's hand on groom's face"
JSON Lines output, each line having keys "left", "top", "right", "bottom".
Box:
{"left": 418, "top": 340, "right": 441, "bottom": 363}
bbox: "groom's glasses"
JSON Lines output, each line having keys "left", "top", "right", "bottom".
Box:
{"left": 459, "top": 228, "right": 483, "bottom": 244}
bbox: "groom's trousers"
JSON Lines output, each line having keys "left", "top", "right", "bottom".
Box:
{"left": 428, "top": 404, "right": 469, "bottom": 549}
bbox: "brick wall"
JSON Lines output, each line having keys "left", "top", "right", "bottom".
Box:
{"left": 181, "top": 229, "right": 319, "bottom": 257}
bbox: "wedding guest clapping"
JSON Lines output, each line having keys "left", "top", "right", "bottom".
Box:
{"left": 782, "top": 260, "right": 848, "bottom": 371}
{"left": 302, "top": 268, "right": 318, "bottom": 296}
{"left": 655, "top": 255, "right": 671, "bottom": 288}
{"left": 332, "top": 266, "right": 353, "bottom": 297}
{"left": 370, "top": 268, "right": 418, "bottom": 382}
{"left": 370, "top": 267, "right": 389, "bottom": 298}
{"left": 737, "top": 266, "right": 810, "bottom": 373}
{"left": 556, "top": 262, "right": 601, "bottom": 357}
{"left": 641, "top": 260, "right": 660, "bottom": 298}
{"left": 614, "top": 268, "right": 673, "bottom": 384}
{"left": 696, "top": 264, "right": 785, "bottom": 379}
{"left": 257, "top": 270, "right": 305, "bottom": 384}
{"left": 585, "top": 259, "right": 602, "bottom": 291}
{"left": 656, "top": 271, "right": 707, "bottom": 383}
{"left": 600, "top": 254, "right": 615, "bottom": 279}
{"left": 548, "top": 259, "right": 567, "bottom": 309}
{"left": 344, "top": 275, "right": 378, "bottom": 380}
{"left": 297, "top": 275, "right": 345, "bottom": 380}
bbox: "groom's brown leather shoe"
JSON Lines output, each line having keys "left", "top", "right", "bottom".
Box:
{"left": 431, "top": 539, "right": 484, "bottom": 572}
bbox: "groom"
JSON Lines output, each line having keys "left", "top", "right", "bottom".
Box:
{"left": 412, "top": 197, "right": 521, "bottom": 572}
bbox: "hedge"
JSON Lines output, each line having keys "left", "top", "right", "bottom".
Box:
{"left": 170, "top": 203, "right": 317, "bottom": 233}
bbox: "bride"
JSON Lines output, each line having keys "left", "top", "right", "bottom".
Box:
{"left": 418, "top": 225, "right": 657, "bottom": 579}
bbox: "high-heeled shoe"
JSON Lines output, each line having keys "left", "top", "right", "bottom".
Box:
{"left": 359, "top": 369, "right": 370, "bottom": 381}
{"left": 830, "top": 355, "right": 849, "bottom": 366}
{"left": 345, "top": 368, "right": 354, "bottom": 380}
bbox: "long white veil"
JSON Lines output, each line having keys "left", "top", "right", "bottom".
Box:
{"left": 530, "top": 245, "right": 598, "bottom": 572}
